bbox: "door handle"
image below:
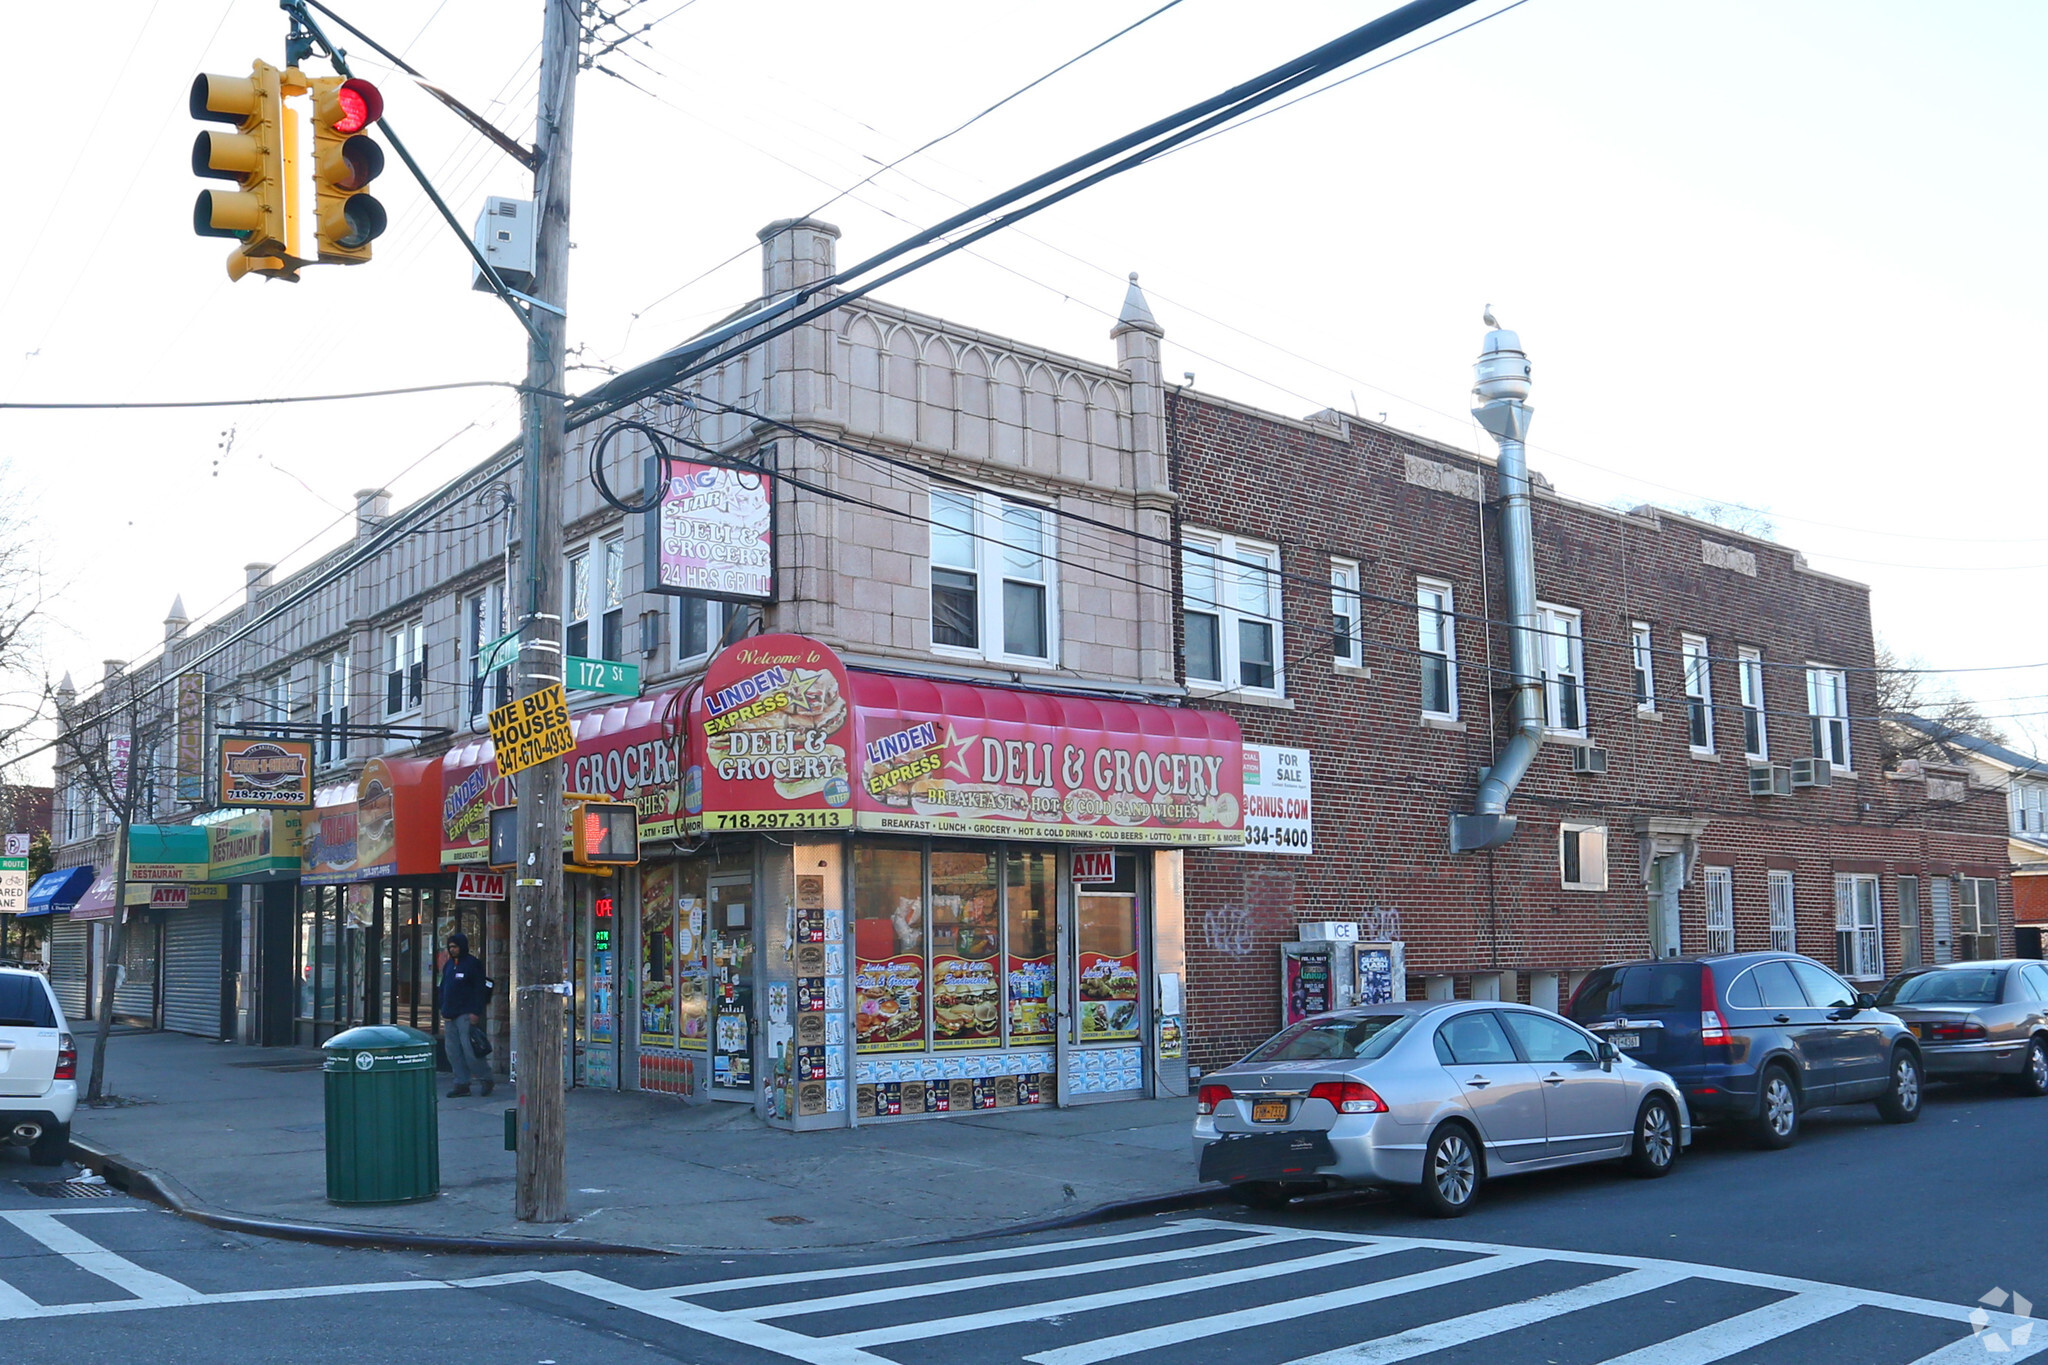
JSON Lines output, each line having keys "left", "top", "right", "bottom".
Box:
{"left": 1773, "top": 1015, "right": 1791, "bottom": 1023}
{"left": 1465, "top": 1074, "right": 1491, "bottom": 1088}
{"left": 1542, "top": 1073, "right": 1566, "bottom": 1085}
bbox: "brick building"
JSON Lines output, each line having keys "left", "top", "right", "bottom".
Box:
{"left": 1165, "top": 379, "right": 2012, "bottom": 1071}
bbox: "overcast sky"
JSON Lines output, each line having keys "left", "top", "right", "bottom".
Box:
{"left": 3, "top": 0, "right": 2044, "bottom": 777}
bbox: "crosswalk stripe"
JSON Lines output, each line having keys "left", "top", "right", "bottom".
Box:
{"left": 826, "top": 1242, "right": 1425, "bottom": 1349}
{"left": 1587, "top": 1292, "right": 1854, "bottom": 1365}
{"left": 0, "top": 1210, "right": 202, "bottom": 1306}
{"left": 737, "top": 1231, "right": 1300, "bottom": 1321}
{"left": 542, "top": 1268, "right": 898, "bottom": 1365}
{"left": 1276, "top": 1267, "right": 1685, "bottom": 1365}
{"left": 0, "top": 1273, "right": 43, "bottom": 1319}
{"left": 657, "top": 1221, "right": 1228, "bottom": 1299}
{"left": 1026, "top": 1252, "right": 1540, "bottom": 1365}
{"left": 1905, "top": 1331, "right": 2048, "bottom": 1364}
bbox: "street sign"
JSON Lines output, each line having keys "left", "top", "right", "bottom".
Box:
{"left": 565, "top": 656, "right": 640, "bottom": 696}
{"left": 4, "top": 834, "right": 27, "bottom": 856}
{"left": 0, "top": 857, "right": 26, "bottom": 916}
{"left": 488, "top": 683, "right": 576, "bottom": 778}
{"left": 480, "top": 629, "right": 521, "bottom": 677}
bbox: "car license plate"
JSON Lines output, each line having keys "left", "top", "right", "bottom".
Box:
{"left": 1609, "top": 1032, "right": 1640, "bottom": 1051}
{"left": 1251, "top": 1100, "right": 1289, "bottom": 1123}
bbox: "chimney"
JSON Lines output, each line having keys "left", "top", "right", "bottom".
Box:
{"left": 164, "top": 595, "right": 190, "bottom": 642}
{"left": 355, "top": 488, "right": 393, "bottom": 538}
{"left": 244, "top": 563, "right": 273, "bottom": 607}
{"left": 103, "top": 659, "right": 125, "bottom": 684}
{"left": 757, "top": 217, "right": 840, "bottom": 297}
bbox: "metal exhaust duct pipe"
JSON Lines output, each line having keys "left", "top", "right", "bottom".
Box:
{"left": 10, "top": 1122, "right": 43, "bottom": 1145}
{"left": 1451, "top": 310, "right": 1541, "bottom": 854}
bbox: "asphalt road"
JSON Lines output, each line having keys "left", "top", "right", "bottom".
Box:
{"left": 2, "top": 1077, "right": 2041, "bottom": 1365}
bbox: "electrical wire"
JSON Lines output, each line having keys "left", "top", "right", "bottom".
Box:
{"left": 0, "top": 381, "right": 553, "bottom": 411}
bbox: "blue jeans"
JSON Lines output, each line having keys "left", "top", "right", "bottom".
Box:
{"left": 446, "top": 1014, "right": 485, "bottom": 1087}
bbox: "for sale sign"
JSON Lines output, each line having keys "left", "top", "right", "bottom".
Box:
{"left": 1240, "top": 744, "right": 1313, "bottom": 856}
{"left": 488, "top": 684, "right": 576, "bottom": 778}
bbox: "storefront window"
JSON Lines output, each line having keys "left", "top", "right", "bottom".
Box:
{"left": 1006, "top": 849, "right": 1056, "bottom": 1044}
{"left": 854, "top": 843, "right": 926, "bottom": 1052}
{"left": 930, "top": 846, "right": 1001, "bottom": 1049}
{"left": 641, "top": 863, "right": 678, "bottom": 1049}
{"left": 675, "top": 860, "right": 709, "bottom": 1049}
{"left": 1077, "top": 856, "right": 1141, "bottom": 1042}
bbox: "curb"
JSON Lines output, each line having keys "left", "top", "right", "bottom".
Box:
{"left": 67, "top": 1138, "right": 674, "bottom": 1257}
{"left": 930, "top": 1185, "right": 1231, "bottom": 1243}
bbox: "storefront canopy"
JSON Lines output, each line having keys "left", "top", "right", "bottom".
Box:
{"left": 21, "top": 866, "right": 94, "bottom": 918}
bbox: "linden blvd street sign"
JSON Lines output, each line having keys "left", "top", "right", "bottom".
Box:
{"left": 565, "top": 656, "right": 639, "bottom": 696}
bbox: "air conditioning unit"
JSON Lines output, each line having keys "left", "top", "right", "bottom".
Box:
{"left": 1570, "top": 746, "right": 1609, "bottom": 775}
{"left": 471, "top": 196, "right": 535, "bottom": 293}
{"left": 1790, "top": 757, "right": 1834, "bottom": 789}
{"left": 1749, "top": 763, "right": 1792, "bottom": 797}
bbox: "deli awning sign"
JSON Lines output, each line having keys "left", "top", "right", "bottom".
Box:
{"left": 456, "top": 869, "right": 507, "bottom": 901}
{"left": 489, "top": 684, "right": 576, "bottom": 778}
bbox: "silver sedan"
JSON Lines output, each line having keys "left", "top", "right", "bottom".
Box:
{"left": 1192, "top": 1000, "right": 1691, "bottom": 1217}
{"left": 1875, "top": 960, "right": 2048, "bottom": 1094}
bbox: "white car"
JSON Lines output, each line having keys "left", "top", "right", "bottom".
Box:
{"left": 0, "top": 966, "right": 77, "bottom": 1166}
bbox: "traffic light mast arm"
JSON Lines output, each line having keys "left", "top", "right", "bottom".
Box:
{"left": 281, "top": 0, "right": 544, "bottom": 345}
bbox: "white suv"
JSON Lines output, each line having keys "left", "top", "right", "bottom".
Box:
{"left": 0, "top": 966, "right": 77, "bottom": 1166}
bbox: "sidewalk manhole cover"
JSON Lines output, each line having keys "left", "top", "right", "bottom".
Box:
{"left": 18, "top": 1181, "right": 121, "bottom": 1199}
{"left": 767, "top": 1215, "right": 812, "bottom": 1225}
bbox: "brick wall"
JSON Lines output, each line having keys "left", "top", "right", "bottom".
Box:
{"left": 1167, "top": 392, "right": 2013, "bottom": 1070}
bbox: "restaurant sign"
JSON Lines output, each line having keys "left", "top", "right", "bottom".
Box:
{"left": 218, "top": 736, "right": 313, "bottom": 809}
{"left": 207, "top": 809, "right": 303, "bottom": 880}
{"left": 691, "top": 634, "right": 855, "bottom": 832}
{"left": 644, "top": 455, "right": 774, "bottom": 603}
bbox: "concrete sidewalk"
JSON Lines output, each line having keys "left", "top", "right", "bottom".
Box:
{"left": 69, "top": 1032, "right": 1208, "bottom": 1252}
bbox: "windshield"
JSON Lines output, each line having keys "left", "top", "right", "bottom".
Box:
{"left": 0, "top": 976, "right": 57, "bottom": 1029}
{"left": 1569, "top": 963, "right": 1700, "bottom": 1020}
{"left": 1241, "top": 1013, "right": 1416, "bottom": 1064}
{"left": 1879, "top": 969, "right": 2002, "bottom": 1007}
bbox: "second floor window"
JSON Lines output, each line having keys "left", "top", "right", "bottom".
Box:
{"left": 1536, "top": 603, "right": 1584, "bottom": 733}
{"left": 1182, "top": 530, "right": 1281, "bottom": 694}
{"left": 465, "top": 584, "right": 510, "bottom": 723}
{"left": 1682, "top": 634, "right": 1713, "bottom": 751}
{"left": 565, "top": 547, "right": 591, "bottom": 660}
{"left": 385, "top": 620, "right": 424, "bottom": 717}
{"left": 600, "top": 536, "right": 626, "bottom": 662}
{"left": 677, "top": 595, "right": 737, "bottom": 665}
{"left": 1738, "top": 647, "right": 1767, "bottom": 759}
{"left": 1560, "top": 822, "right": 1607, "bottom": 891}
{"left": 1808, "top": 666, "right": 1850, "bottom": 769}
{"left": 929, "top": 488, "right": 1055, "bottom": 663}
{"left": 317, "top": 651, "right": 350, "bottom": 764}
{"left": 1704, "top": 866, "right": 1734, "bottom": 954}
{"left": 1331, "top": 559, "right": 1362, "bottom": 668}
{"left": 1416, "top": 579, "right": 1456, "bottom": 718}
{"left": 1631, "top": 622, "right": 1655, "bottom": 711}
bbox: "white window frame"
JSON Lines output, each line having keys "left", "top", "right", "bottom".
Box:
{"left": 1181, "top": 529, "right": 1283, "bottom": 697}
{"left": 599, "top": 534, "right": 627, "bottom": 663}
{"left": 929, "top": 486, "right": 1059, "bottom": 666}
{"left": 1630, "top": 622, "right": 1655, "bottom": 713}
{"left": 1416, "top": 577, "right": 1457, "bottom": 719}
{"left": 1682, "top": 634, "right": 1714, "bottom": 753}
{"left": 384, "top": 619, "right": 425, "bottom": 718}
{"left": 1331, "top": 558, "right": 1363, "bottom": 669}
{"left": 1535, "top": 602, "right": 1586, "bottom": 736}
{"left": 262, "top": 672, "right": 293, "bottom": 722}
{"left": 1957, "top": 877, "right": 1999, "bottom": 961}
{"left": 1559, "top": 822, "right": 1608, "bottom": 891}
{"left": 316, "top": 650, "right": 350, "bottom": 765}
{"left": 1834, "top": 873, "right": 1883, "bottom": 980}
{"left": 1807, "top": 665, "right": 1851, "bottom": 771}
{"left": 676, "top": 594, "right": 737, "bottom": 667}
{"left": 1768, "top": 870, "right": 1797, "bottom": 953}
{"left": 1898, "top": 875, "right": 1922, "bottom": 969}
{"left": 1930, "top": 875, "right": 1955, "bottom": 964}
{"left": 1704, "top": 866, "right": 1734, "bottom": 954}
{"left": 465, "top": 583, "right": 509, "bottom": 724}
{"left": 1738, "top": 647, "right": 1767, "bottom": 760}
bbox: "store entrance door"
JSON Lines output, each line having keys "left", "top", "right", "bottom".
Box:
{"left": 1070, "top": 852, "right": 1148, "bottom": 1099}
{"left": 708, "top": 873, "right": 756, "bottom": 1097}
{"left": 572, "top": 876, "right": 622, "bottom": 1090}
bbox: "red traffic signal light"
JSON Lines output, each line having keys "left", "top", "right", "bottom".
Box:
{"left": 310, "top": 76, "right": 388, "bottom": 262}
{"left": 328, "top": 79, "right": 383, "bottom": 134}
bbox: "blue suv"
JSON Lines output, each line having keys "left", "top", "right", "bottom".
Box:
{"left": 1567, "top": 953, "right": 1922, "bottom": 1147}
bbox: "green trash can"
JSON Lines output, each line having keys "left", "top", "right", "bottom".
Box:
{"left": 321, "top": 1024, "right": 441, "bottom": 1205}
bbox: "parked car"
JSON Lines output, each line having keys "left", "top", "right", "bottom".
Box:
{"left": 1566, "top": 953, "right": 1921, "bottom": 1149}
{"left": 1192, "top": 1000, "right": 1690, "bottom": 1218}
{"left": 0, "top": 965, "right": 76, "bottom": 1166}
{"left": 1874, "top": 960, "right": 2048, "bottom": 1094}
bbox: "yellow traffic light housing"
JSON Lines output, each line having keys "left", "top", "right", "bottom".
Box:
{"left": 309, "top": 76, "right": 387, "bottom": 264}
{"left": 570, "top": 800, "right": 640, "bottom": 867}
{"left": 191, "top": 60, "right": 302, "bottom": 281}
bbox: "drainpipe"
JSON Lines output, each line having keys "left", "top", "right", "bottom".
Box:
{"left": 1451, "top": 313, "right": 1540, "bottom": 854}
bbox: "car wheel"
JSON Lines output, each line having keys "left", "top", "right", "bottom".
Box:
{"left": 1750, "top": 1066, "right": 1801, "bottom": 1149}
{"left": 1877, "top": 1049, "right": 1922, "bottom": 1123}
{"left": 2012, "top": 1038, "right": 2048, "bottom": 1097}
{"left": 1227, "top": 1181, "right": 1296, "bottom": 1211}
{"left": 1414, "top": 1123, "right": 1481, "bottom": 1218}
{"left": 1625, "top": 1094, "right": 1679, "bottom": 1178}
{"left": 28, "top": 1123, "right": 67, "bottom": 1168}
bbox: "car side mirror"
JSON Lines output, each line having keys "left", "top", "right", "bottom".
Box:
{"left": 1855, "top": 992, "right": 1877, "bottom": 1011}
{"left": 1597, "top": 1040, "right": 1619, "bottom": 1069}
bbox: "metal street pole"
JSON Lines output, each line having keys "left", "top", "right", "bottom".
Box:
{"left": 512, "top": 0, "right": 578, "bottom": 1224}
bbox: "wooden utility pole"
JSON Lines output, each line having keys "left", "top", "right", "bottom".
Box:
{"left": 512, "top": 0, "right": 579, "bottom": 1224}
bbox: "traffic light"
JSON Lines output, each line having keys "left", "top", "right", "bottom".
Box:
{"left": 308, "top": 76, "right": 387, "bottom": 264}
{"left": 190, "top": 59, "right": 300, "bottom": 281}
